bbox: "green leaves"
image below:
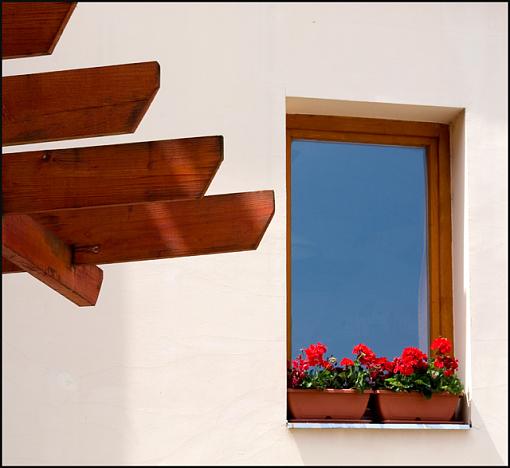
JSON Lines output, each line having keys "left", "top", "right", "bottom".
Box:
{"left": 382, "top": 358, "right": 463, "bottom": 397}
{"left": 296, "top": 360, "right": 370, "bottom": 391}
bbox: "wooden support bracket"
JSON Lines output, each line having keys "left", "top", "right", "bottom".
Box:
{"left": 2, "top": 214, "right": 103, "bottom": 306}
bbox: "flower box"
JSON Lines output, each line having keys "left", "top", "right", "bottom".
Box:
{"left": 374, "top": 389, "right": 460, "bottom": 422}
{"left": 287, "top": 337, "right": 463, "bottom": 425}
{"left": 288, "top": 388, "right": 372, "bottom": 420}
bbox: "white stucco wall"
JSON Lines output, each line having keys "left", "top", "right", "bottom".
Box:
{"left": 2, "top": 3, "right": 507, "bottom": 465}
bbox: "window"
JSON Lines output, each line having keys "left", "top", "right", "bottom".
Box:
{"left": 286, "top": 115, "right": 453, "bottom": 361}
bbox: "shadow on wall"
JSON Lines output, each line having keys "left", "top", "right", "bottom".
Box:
{"left": 2, "top": 202, "right": 278, "bottom": 465}
{"left": 288, "top": 405, "right": 504, "bottom": 466}
{"left": 2, "top": 265, "right": 130, "bottom": 465}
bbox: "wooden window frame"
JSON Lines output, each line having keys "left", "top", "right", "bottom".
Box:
{"left": 286, "top": 114, "right": 453, "bottom": 360}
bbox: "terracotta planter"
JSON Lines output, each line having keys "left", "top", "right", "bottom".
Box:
{"left": 287, "top": 388, "right": 372, "bottom": 420}
{"left": 374, "top": 389, "right": 461, "bottom": 422}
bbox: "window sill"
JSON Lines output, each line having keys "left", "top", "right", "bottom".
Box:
{"left": 287, "top": 421, "right": 471, "bottom": 430}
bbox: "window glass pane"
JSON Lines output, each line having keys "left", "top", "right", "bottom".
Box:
{"left": 291, "top": 139, "right": 429, "bottom": 361}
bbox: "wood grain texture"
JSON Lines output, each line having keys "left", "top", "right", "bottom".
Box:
{"left": 2, "top": 61, "right": 160, "bottom": 146}
{"left": 3, "top": 136, "right": 224, "bottom": 214}
{"left": 438, "top": 125, "right": 454, "bottom": 349}
{"left": 287, "top": 114, "right": 442, "bottom": 138}
{"left": 287, "top": 129, "right": 436, "bottom": 148}
{"left": 31, "top": 191, "right": 275, "bottom": 265}
{"left": 286, "top": 132, "right": 292, "bottom": 362}
{"left": 2, "top": 214, "right": 103, "bottom": 306}
{"left": 2, "top": 2, "right": 76, "bottom": 59}
{"left": 2, "top": 257, "right": 24, "bottom": 274}
{"left": 427, "top": 141, "right": 442, "bottom": 345}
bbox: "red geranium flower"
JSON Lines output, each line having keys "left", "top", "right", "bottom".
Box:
{"left": 393, "top": 347, "right": 427, "bottom": 375}
{"left": 340, "top": 357, "right": 355, "bottom": 367}
{"left": 393, "top": 357, "right": 414, "bottom": 376}
{"left": 443, "top": 356, "right": 459, "bottom": 371}
{"left": 375, "top": 356, "right": 394, "bottom": 373}
{"left": 352, "top": 343, "right": 376, "bottom": 366}
{"left": 434, "top": 357, "right": 445, "bottom": 368}
{"left": 402, "top": 347, "right": 428, "bottom": 365}
{"left": 431, "top": 337, "right": 452, "bottom": 355}
{"left": 304, "top": 342, "right": 328, "bottom": 367}
{"left": 292, "top": 355, "right": 309, "bottom": 372}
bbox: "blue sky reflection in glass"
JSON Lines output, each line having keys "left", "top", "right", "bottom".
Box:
{"left": 291, "top": 139, "right": 428, "bottom": 362}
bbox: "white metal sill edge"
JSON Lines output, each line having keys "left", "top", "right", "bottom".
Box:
{"left": 286, "top": 421, "right": 471, "bottom": 430}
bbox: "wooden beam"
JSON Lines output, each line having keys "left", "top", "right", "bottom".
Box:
{"left": 2, "top": 61, "right": 160, "bottom": 146}
{"left": 2, "top": 2, "right": 76, "bottom": 59}
{"left": 3, "top": 136, "right": 224, "bottom": 214}
{"left": 438, "top": 125, "right": 454, "bottom": 347}
{"left": 2, "top": 257, "right": 24, "bottom": 274}
{"left": 2, "top": 214, "right": 103, "bottom": 306}
{"left": 286, "top": 114, "right": 442, "bottom": 138}
{"left": 31, "top": 191, "right": 275, "bottom": 265}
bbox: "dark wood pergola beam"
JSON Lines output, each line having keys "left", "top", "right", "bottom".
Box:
{"left": 2, "top": 214, "right": 103, "bottom": 306}
{"left": 28, "top": 191, "right": 275, "bottom": 265}
{"left": 2, "top": 61, "right": 160, "bottom": 146}
{"left": 2, "top": 258, "right": 24, "bottom": 274}
{"left": 2, "top": 2, "right": 77, "bottom": 59}
{"left": 3, "top": 136, "right": 223, "bottom": 214}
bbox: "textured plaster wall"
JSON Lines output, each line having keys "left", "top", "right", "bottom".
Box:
{"left": 2, "top": 3, "right": 507, "bottom": 465}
